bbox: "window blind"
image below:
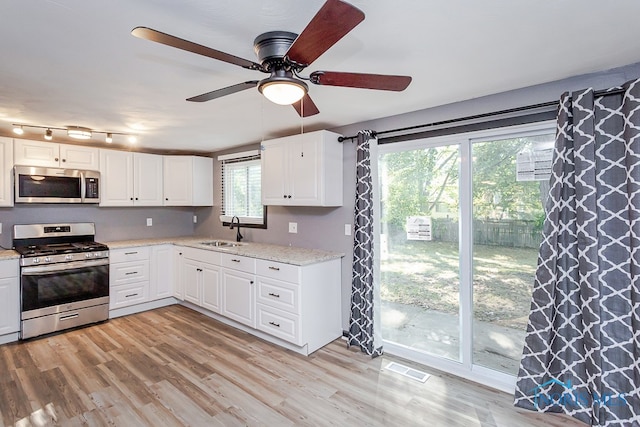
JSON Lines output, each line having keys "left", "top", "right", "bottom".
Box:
{"left": 220, "top": 153, "right": 264, "bottom": 225}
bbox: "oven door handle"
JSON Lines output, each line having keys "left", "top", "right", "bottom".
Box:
{"left": 21, "top": 258, "right": 109, "bottom": 275}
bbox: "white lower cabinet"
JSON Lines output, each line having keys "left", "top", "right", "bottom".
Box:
{"left": 220, "top": 253, "right": 256, "bottom": 328}
{"left": 0, "top": 260, "right": 19, "bottom": 337}
{"left": 109, "top": 247, "right": 150, "bottom": 309}
{"left": 180, "top": 247, "right": 221, "bottom": 313}
{"left": 254, "top": 257, "right": 342, "bottom": 354}
{"left": 150, "top": 245, "right": 173, "bottom": 300}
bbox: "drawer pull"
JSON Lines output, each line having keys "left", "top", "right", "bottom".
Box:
{"left": 268, "top": 266, "right": 280, "bottom": 271}
{"left": 125, "top": 251, "right": 138, "bottom": 255}
{"left": 125, "top": 293, "right": 138, "bottom": 298}
{"left": 197, "top": 268, "right": 203, "bottom": 272}
{"left": 231, "top": 259, "right": 241, "bottom": 263}
{"left": 268, "top": 292, "right": 280, "bottom": 298}
{"left": 268, "top": 321, "right": 280, "bottom": 328}
{"left": 125, "top": 271, "right": 138, "bottom": 275}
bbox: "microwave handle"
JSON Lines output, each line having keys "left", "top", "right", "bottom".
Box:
{"left": 80, "top": 171, "right": 87, "bottom": 202}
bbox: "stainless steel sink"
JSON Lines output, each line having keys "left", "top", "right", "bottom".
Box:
{"left": 199, "top": 240, "right": 244, "bottom": 248}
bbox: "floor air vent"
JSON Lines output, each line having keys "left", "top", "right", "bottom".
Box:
{"left": 384, "top": 362, "right": 430, "bottom": 383}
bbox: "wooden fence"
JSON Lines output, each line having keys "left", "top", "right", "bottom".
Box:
{"left": 431, "top": 218, "right": 542, "bottom": 249}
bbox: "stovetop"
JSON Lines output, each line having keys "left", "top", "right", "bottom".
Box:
{"left": 14, "top": 241, "right": 109, "bottom": 257}
{"left": 13, "top": 222, "right": 109, "bottom": 267}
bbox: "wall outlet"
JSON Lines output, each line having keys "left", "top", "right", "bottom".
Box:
{"left": 193, "top": 215, "right": 198, "bottom": 224}
{"left": 146, "top": 218, "right": 152, "bottom": 227}
{"left": 288, "top": 222, "right": 298, "bottom": 233}
{"left": 344, "top": 224, "right": 351, "bottom": 236}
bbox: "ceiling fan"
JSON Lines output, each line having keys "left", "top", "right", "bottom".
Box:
{"left": 131, "top": 0, "right": 412, "bottom": 117}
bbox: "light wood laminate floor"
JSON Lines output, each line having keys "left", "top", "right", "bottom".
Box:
{"left": 0, "top": 305, "right": 584, "bottom": 426}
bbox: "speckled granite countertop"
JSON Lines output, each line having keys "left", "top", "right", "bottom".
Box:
{"left": 105, "top": 237, "right": 344, "bottom": 266}
{"left": 0, "top": 249, "right": 19, "bottom": 261}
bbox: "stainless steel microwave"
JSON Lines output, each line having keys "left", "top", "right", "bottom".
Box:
{"left": 14, "top": 166, "right": 100, "bottom": 204}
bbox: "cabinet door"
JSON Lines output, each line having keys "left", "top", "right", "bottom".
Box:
{"left": 150, "top": 245, "right": 173, "bottom": 300}
{"left": 133, "top": 153, "right": 163, "bottom": 206}
{"left": 100, "top": 149, "right": 133, "bottom": 206}
{"left": 261, "top": 139, "right": 290, "bottom": 205}
{"left": 163, "top": 156, "right": 192, "bottom": 206}
{"left": 201, "top": 263, "right": 221, "bottom": 313}
{"left": 59, "top": 144, "right": 99, "bottom": 170}
{"left": 173, "top": 248, "right": 185, "bottom": 300}
{"left": 0, "top": 137, "right": 13, "bottom": 207}
{"left": 182, "top": 258, "right": 201, "bottom": 305}
{"left": 221, "top": 268, "right": 255, "bottom": 327}
{"left": 14, "top": 139, "right": 59, "bottom": 167}
{"left": 289, "top": 134, "right": 320, "bottom": 204}
{"left": 0, "top": 277, "right": 19, "bottom": 335}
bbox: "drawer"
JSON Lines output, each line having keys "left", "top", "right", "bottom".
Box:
{"left": 181, "top": 247, "right": 221, "bottom": 265}
{"left": 110, "top": 282, "right": 149, "bottom": 309}
{"left": 0, "top": 259, "right": 19, "bottom": 278}
{"left": 256, "top": 278, "right": 300, "bottom": 314}
{"left": 110, "top": 247, "right": 150, "bottom": 263}
{"left": 219, "top": 253, "right": 255, "bottom": 274}
{"left": 256, "top": 304, "right": 301, "bottom": 345}
{"left": 110, "top": 260, "right": 149, "bottom": 285}
{"left": 256, "top": 259, "right": 299, "bottom": 283}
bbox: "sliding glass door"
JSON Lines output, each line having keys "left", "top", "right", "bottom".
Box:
{"left": 377, "top": 123, "right": 555, "bottom": 388}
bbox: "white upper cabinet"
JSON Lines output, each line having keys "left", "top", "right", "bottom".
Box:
{"left": 0, "top": 137, "right": 13, "bottom": 207}
{"left": 99, "top": 149, "right": 163, "bottom": 206}
{"left": 14, "top": 139, "right": 99, "bottom": 170}
{"left": 261, "top": 130, "right": 343, "bottom": 206}
{"left": 163, "top": 155, "right": 213, "bottom": 206}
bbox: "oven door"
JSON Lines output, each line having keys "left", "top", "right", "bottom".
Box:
{"left": 21, "top": 258, "right": 109, "bottom": 320}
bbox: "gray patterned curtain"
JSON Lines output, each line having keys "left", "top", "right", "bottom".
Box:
{"left": 514, "top": 78, "right": 640, "bottom": 426}
{"left": 348, "top": 130, "right": 383, "bottom": 357}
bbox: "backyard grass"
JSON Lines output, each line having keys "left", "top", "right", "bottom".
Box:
{"left": 380, "top": 238, "right": 539, "bottom": 330}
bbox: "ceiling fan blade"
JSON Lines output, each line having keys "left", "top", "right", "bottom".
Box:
{"left": 131, "top": 27, "right": 262, "bottom": 71}
{"left": 285, "top": 0, "right": 364, "bottom": 66}
{"left": 187, "top": 81, "right": 259, "bottom": 102}
{"left": 310, "top": 71, "right": 412, "bottom": 91}
{"left": 292, "top": 94, "right": 320, "bottom": 117}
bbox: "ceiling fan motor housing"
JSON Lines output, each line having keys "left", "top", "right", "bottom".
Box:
{"left": 253, "top": 31, "right": 299, "bottom": 69}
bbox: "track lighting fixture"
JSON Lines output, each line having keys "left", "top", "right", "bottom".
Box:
{"left": 10, "top": 123, "right": 136, "bottom": 144}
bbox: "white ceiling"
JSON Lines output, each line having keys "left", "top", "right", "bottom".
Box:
{"left": 2, "top": 0, "right": 640, "bottom": 153}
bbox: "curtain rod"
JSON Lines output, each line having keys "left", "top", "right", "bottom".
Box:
{"left": 337, "top": 86, "right": 628, "bottom": 143}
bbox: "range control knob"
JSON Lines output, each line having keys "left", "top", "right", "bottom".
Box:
{"left": 44, "top": 257, "right": 51, "bottom": 262}
{"left": 85, "top": 253, "right": 93, "bottom": 258}
{"left": 33, "top": 257, "right": 40, "bottom": 264}
{"left": 65, "top": 254, "right": 73, "bottom": 260}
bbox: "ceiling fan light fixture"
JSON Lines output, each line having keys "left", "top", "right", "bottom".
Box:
{"left": 67, "top": 126, "right": 92, "bottom": 140}
{"left": 105, "top": 133, "right": 113, "bottom": 143}
{"left": 44, "top": 128, "right": 53, "bottom": 141}
{"left": 258, "top": 76, "right": 307, "bottom": 105}
{"left": 13, "top": 125, "right": 24, "bottom": 135}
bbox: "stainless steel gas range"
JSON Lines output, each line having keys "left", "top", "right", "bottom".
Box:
{"left": 13, "top": 223, "right": 110, "bottom": 339}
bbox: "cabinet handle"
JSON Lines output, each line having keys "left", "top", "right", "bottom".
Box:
{"left": 287, "top": 195, "right": 292, "bottom": 199}
{"left": 197, "top": 268, "right": 202, "bottom": 272}
{"left": 125, "top": 293, "right": 138, "bottom": 298}
{"left": 268, "top": 292, "right": 280, "bottom": 298}
{"left": 125, "top": 251, "right": 138, "bottom": 255}
{"left": 130, "top": 197, "right": 134, "bottom": 201}
{"left": 135, "top": 197, "right": 139, "bottom": 200}
{"left": 269, "top": 321, "right": 280, "bottom": 328}
{"left": 231, "top": 259, "right": 240, "bottom": 263}
{"left": 54, "top": 157, "right": 59, "bottom": 161}
{"left": 250, "top": 281, "right": 254, "bottom": 285}
{"left": 268, "top": 266, "right": 280, "bottom": 271}
{"left": 165, "top": 198, "right": 169, "bottom": 201}
{"left": 125, "top": 271, "right": 138, "bottom": 275}
{"left": 283, "top": 194, "right": 287, "bottom": 198}
{"left": 62, "top": 158, "right": 66, "bottom": 162}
